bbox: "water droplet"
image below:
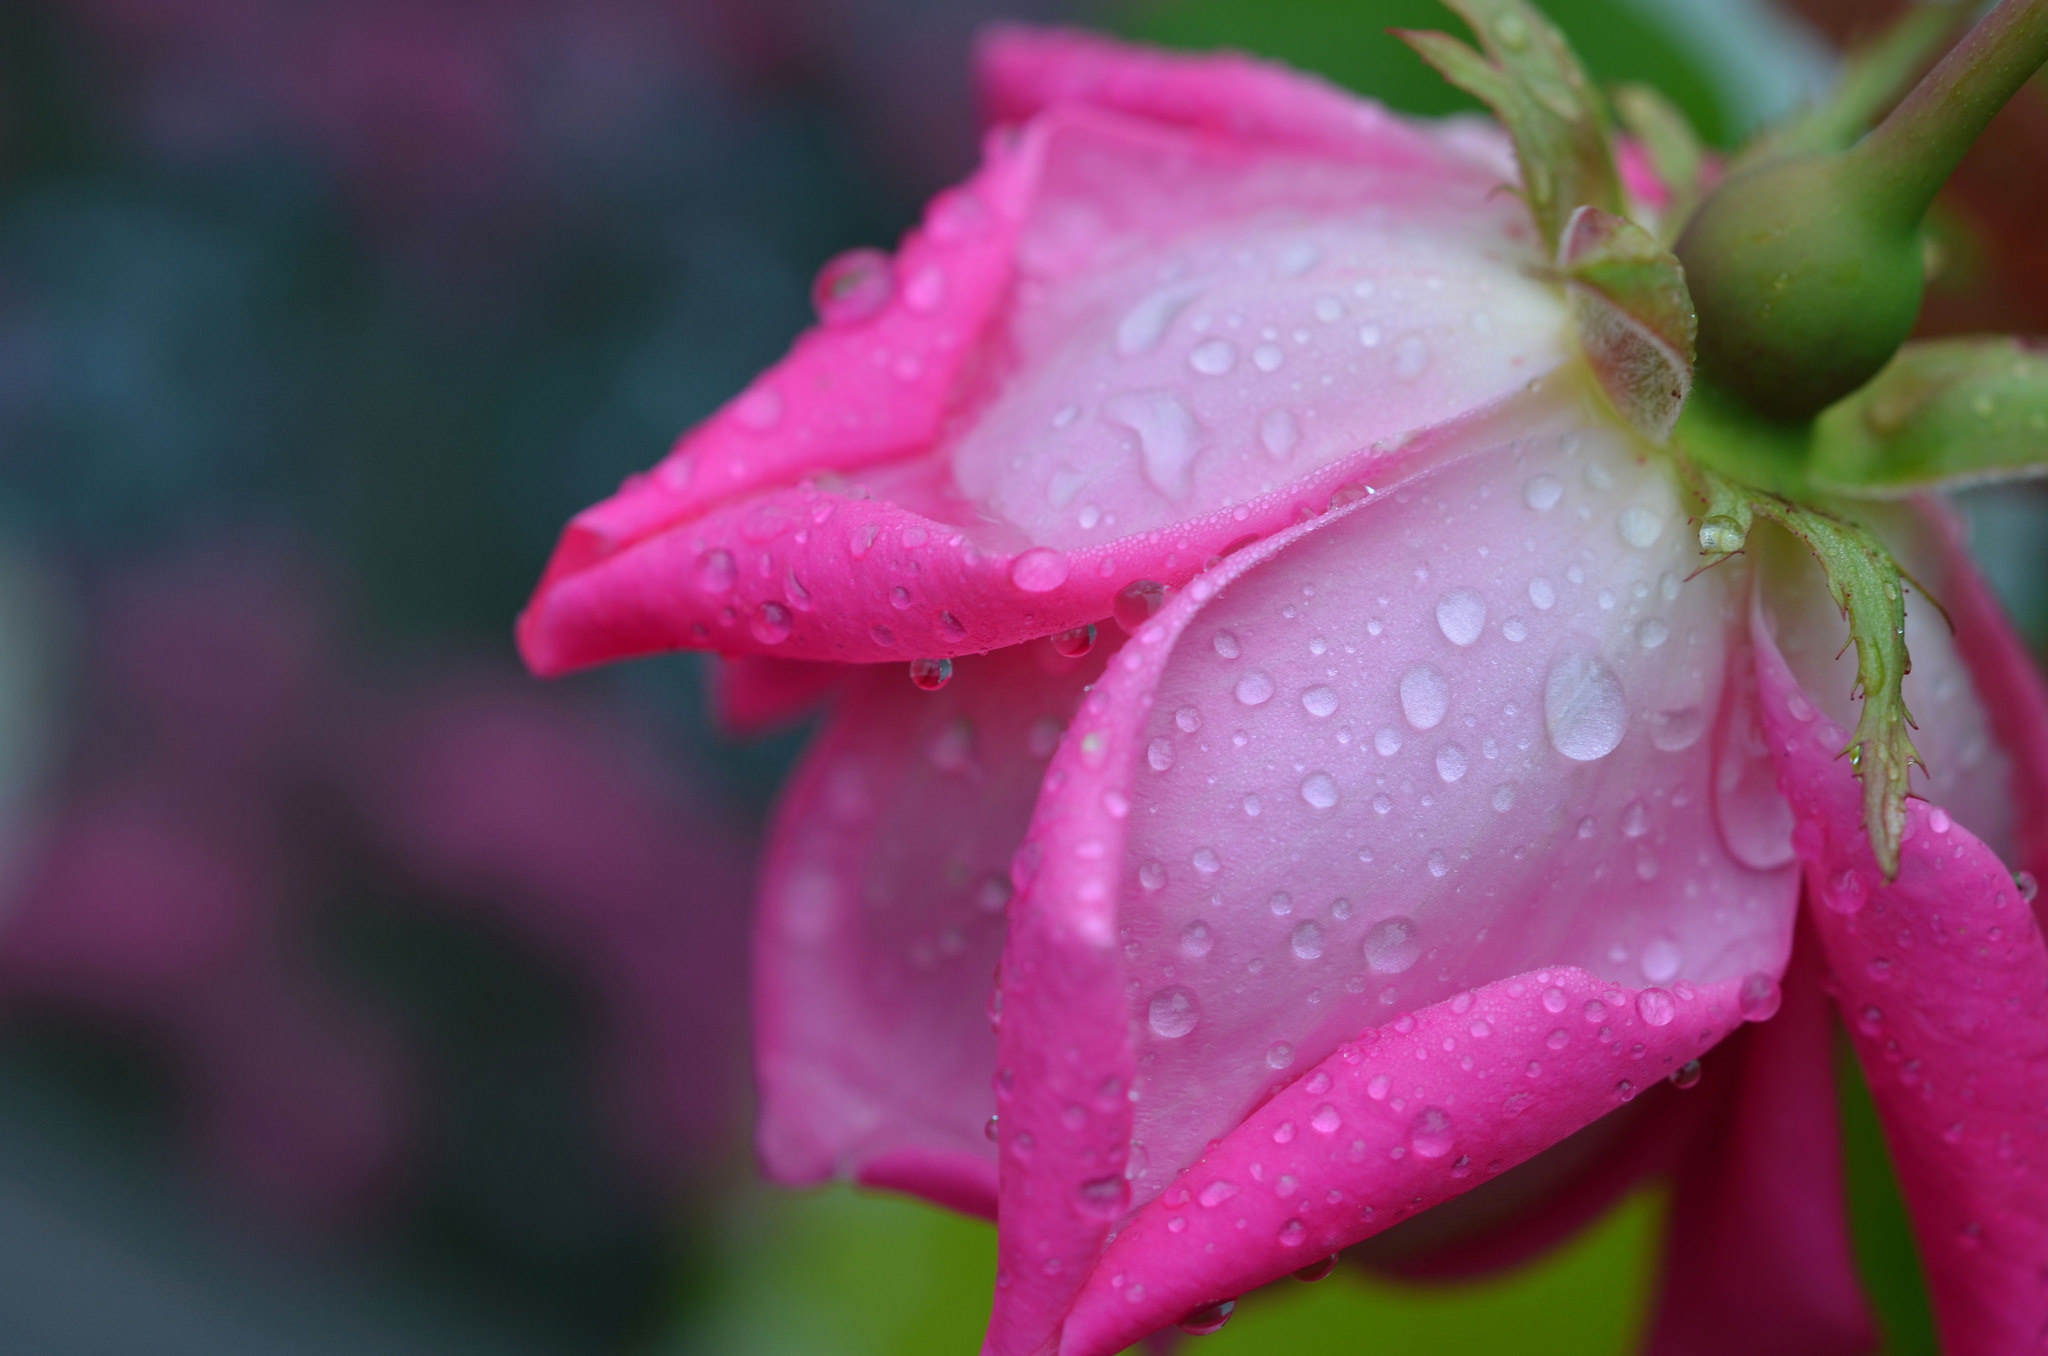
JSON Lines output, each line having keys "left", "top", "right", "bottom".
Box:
{"left": 1104, "top": 390, "right": 1203, "bottom": 499}
{"left": 902, "top": 265, "right": 946, "bottom": 312}
{"left": 751, "top": 602, "right": 792, "bottom": 645}
{"left": 1176, "top": 705, "right": 1203, "bottom": 733}
{"left": 1436, "top": 589, "right": 1488, "bottom": 646}
{"left": 1363, "top": 916, "right": 1421, "bottom": 973}
{"left": 1640, "top": 934, "right": 1681, "bottom": 983}
{"left": 693, "top": 549, "right": 737, "bottom": 594}
{"left": 1528, "top": 576, "right": 1556, "bottom": 610}
{"left": 1310, "top": 1105, "right": 1342, "bottom": 1134}
{"left": 1617, "top": 507, "right": 1665, "bottom": 548}
{"left": 1636, "top": 988, "right": 1677, "bottom": 1026}
{"left": 1400, "top": 664, "right": 1451, "bottom": 730}
{"left": 1236, "top": 671, "right": 1276, "bottom": 706}
{"left": 1651, "top": 706, "right": 1705, "bottom": 752}
{"left": 1302, "top": 685, "right": 1339, "bottom": 718}
{"left": 1409, "top": 1107, "right": 1455, "bottom": 1158}
{"left": 1148, "top": 986, "right": 1201, "bottom": 1038}
{"left": 1492, "top": 782, "right": 1517, "bottom": 811}
{"left": 1175, "top": 1300, "right": 1236, "bottom": 1336}
{"left": 1374, "top": 726, "right": 1403, "bottom": 757}
{"left": 1265, "top": 1042, "right": 1296, "bottom": 1069}
{"left": 1052, "top": 624, "right": 1097, "bottom": 658}
{"left": 1822, "top": 868, "right": 1868, "bottom": 916}
{"left": 1011, "top": 548, "right": 1070, "bottom": 593}
{"left": 1435, "top": 744, "right": 1469, "bottom": 783}
{"left": 1116, "top": 282, "right": 1201, "bottom": 355}
{"left": 1192, "top": 846, "right": 1221, "bottom": 874}
{"left": 1076, "top": 1175, "right": 1130, "bottom": 1220}
{"left": 1145, "top": 737, "right": 1176, "bottom": 773}
{"left": 1393, "top": 334, "right": 1430, "bottom": 379}
{"left": 1669, "top": 1060, "right": 1702, "bottom": 1090}
{"left": 908, "top": 657, "right": 953, "bottom": 691}
{"left": 1291, "top": 921, "right": 1325, "bottom": 960}
{"left": 1260, "top": 408, "right": 1301, "bottom": 458}
{"left": 1545, "top": 648, "right": 1627, "bottom": 761}
{"left": 1638, "top": 618, "right": 1670, "bottom": 649}
{"left": 1300, "top": 772, "right": 1339, "bottom": 809}
{"left": 2019, "top": 871, "right": 2040, "bottom": 903}
{"left": 1542, "top": 986, "right": 1568, "bottom": 1014}
{"left": 1253, "top": 344, "right": 1286, "bottom": 374}
{"left": 1738, "top": 971, "right": 1782, "bottom": 1022}
{"left": 1213, "top": 631, "right": 1241, "bottom": 659}
{"left": 1114, "top": 579, "right": 1167, "bottom": 631}
{"left": 1523, "top": 474, "right": 1564, "bottom": 511}
{"left": 1698, "top": 515, "right": 1747, "bottom": 554}
{"left": 1189, "top": 338, "right": 1237, "bottom": 375}
{"left": 812, "top": 247, "right": 894, "bottom": 326}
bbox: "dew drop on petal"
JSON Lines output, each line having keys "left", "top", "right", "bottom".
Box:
{"left": 1400, "top": 664, "right": 1451, "bottom": 730}
{"left": 1522, "top": 473, "right": 1563, "bottom": 511}
{"left": 1408, "top": 1107, "right": 1455, "bottom": 1159}
{"left": 1436, "top": 589, "right": 1488, "bottom": 646}
{"left": 1300, "top": 772, "right": 1339, "bottom": 809}
{"left": 1114, "top": 579, "right": 1168, "bottom": 631}
{"left": 1011, "top": 547, "right": 1070, "bottom": 593}
{"left": 1636, "top": 988, "right": 1677, "bottom": 1026}
{"left": 1147, "top": 738, "right": 1176, "bottom": 773}
{"left": 693, "top": 549, "right": 737, "bottom": 595}
{"left": 1302, "top": 685, "right": 1339, "bottom": 718}
{"left": 1435, "top": 744, "right": 1469, "bottom": 783}
{"left": 1052, "top": 624, "right": 1097, "bottom": 658}
{"left": 1738, "top": 971, "right": 1782, "bottom": 1022}
{"left": 751, "top": 602, "right": 792, "bottom": 645}
{"left": 1260, "top": 408, "right": 1301, "bottom": 458}
{"left": 1363, "top": 916, "right": 1421, "bottom": 973}
{"left": 908, "top": 657, "right": 953, "bottom": 691}
{"left": 1236, "top": 671, "right": 1276, "bottom": 706}
{"left": 1148, "top": 987, "right": 1201, "bottom": 1038}
{"left": 811, "top": 247, "right": 893, "bottom": 326}
{"left": 1291, "top": 922, "right": 1325, "bottom": 960}
{"left": 1544, "top": 648, "right": 1627, "bottom": 761}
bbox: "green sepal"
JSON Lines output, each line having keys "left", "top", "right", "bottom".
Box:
{"left": 1810, "top": 337, "right": 2048, "bottom": 496}
{"left": 1556, "top": 205, "right": 1696, "bottom": 442}
{"left": 1395, "top": 0, "right": 1622, "bottom": 253}
{"left": 1611, "top": 82, "right": 1705, "bottom": 242}
{"left": 1683, "top": 461, "right": 1921, "bottom": 879}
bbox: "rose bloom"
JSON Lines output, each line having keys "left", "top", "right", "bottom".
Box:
{"left": 521, "top": 28, "right": 2048, "bottom": 1356}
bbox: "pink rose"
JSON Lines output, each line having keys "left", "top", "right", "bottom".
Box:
{"left": 521, "top": 26, "right": 2048, "bottom": 1355}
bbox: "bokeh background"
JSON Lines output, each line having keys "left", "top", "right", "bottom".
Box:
{"left": 0, "top": 1, "right": 2043, "bottom": 1352}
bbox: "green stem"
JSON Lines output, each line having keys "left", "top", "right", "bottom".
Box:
{"left": 1851, "top": 0, "right": 2048, "bottom": 224}
{"left": 1764, "top": 5, "right": 1968, "bottom": 160}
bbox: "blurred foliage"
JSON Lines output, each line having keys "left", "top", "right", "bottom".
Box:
{"left": 1838, "top": 1039, "right": 1938, "bottom": 1356}
{"left": 675, "top": 1181, "right": 1662, "bottom": 1355}
{"left": 1114, "top": 0, "right": 1733, "bottom": 145}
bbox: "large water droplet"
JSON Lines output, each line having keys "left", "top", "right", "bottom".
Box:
{"left": 1103, "top": 390, "right": 1203, "bottom": 500}
{"left": 1147, "top": 737, "right": 1176, "bottom": 773}
{"left": 1409, "top": 1107, "right": 1455, "bottom": 1158}
{"left": 1300, "top": 772, "right": 1339, "bottom": 809}
{"left": 1175, "top": 1300, "right": 1236, "bottom": 1337}
{"left": 1650, "top": 706, "right": 1705, "bottom": 752}
{"left": 1544, "top": 647, "right": 1627, "bottom": 761}
{"left": 1188, "top": 338, "right": 1237, "bottom": 376}
{"left": 1180, "top": 921, "right": 1212, "bottom": 957}
{"left": 1400, "top": 664, "right": 1451, "bottom": 730}
{"left": 1522, "top": 473, "right": 1564, "bottom": 511}
{"left": 1640, "top": 933, "right": 1682, "bottom": 983}
{"left": 1075, "top": 1174, "right": 1130, "bottom": 1220}
{"left": 1617, "top": 506, "right": 1665, "bottom": 548}
{"left": 1052, "top": 624, "right": 1097, "bottom": 658}
{"left": 812, "top": 247, "right": 893, "bottom": 326}
{"left": 1302, "top": 685, "right": 1339, "bottom": 718}
{"left": 1148, "top": 986, "right": 1201, "bottom": 1038}
{"left": 908, "top": 657, "right": 953, "bottom": 691}
{"left": 1116, "top": 282, "right": 1202, "bottom": 355}
{"left": 1260, "top": 409, "right": 1301, "bottom": 458}
{"left": 693, "top": 549, "right": 737, "bottom": 594}
{"left": 1236, "top": 671, "right": 1276, "bottom": 706}
{"left": 1010, "top": 547, "right": 1070, "bottom": 593}
{"left": 1436, "top": 589, "right": 1488, "bottom": 646}
{"left": 751, "top": 602, "right": 792, "bottom": 645}
{"left": 1291, "top": 921, "right": 1325, "bottom": 960}
{"left": 1636, "top": 988, "right": 1677, "bottom": 1026}
{"left": 1114, "top": 579, "right": 1167, "bottom": 632}
{"left": 1738, "top": 971, "right": 1782, "bottom": 1022}
{"left": 1363, "top": 916, "right": 1421, "bottom": 973}
{"left": 1435, "top": 744, "right": 1469, "bottom": 783}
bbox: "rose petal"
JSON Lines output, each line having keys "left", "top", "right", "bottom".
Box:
{"left": 1056, "top": 968, "right": 1744, "bottom": 1356}
{"left": 1645, "top": 920, "right": 1875, "bottom": 1355}
{"left": 706, "top": 655, "right": 847, "bottom": 737}
{"left": 976, "top": 24, "right": 1467, "bottom": 172}
{"left": 522, "top": 63, "right": 1567, "bottom": 673}
{"left": 754, "top": 642, "right": 1104, "bottom": 1215}
{"left": 987, "top": 421, "right": 1801, "bottom": 1353}
{"left": 1755, "top": 610, "right": 2048, "bottom": 1355}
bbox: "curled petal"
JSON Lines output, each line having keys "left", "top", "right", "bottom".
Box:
{"left": 1755, "top": 612, "right": 2048, "bottom": 1355}
{"left": 988, "top": 419, "right": 1800, "bottom": 1353}
{"left": 1646, "top": 921, "right": 1875, "bottom": 1356}
{"left": 523, "top": 35, "right": 1567, "bottom": 673}
{"left": 1058, "top": 968, "right": 1744, "bottom": 1356}
{"left": 755, "top": 643, "right": 1104, "bottom": 1216}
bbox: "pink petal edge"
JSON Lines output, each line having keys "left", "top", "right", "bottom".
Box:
{"left": 1755, "top": 605, "right": 2048, "bottom": 1355}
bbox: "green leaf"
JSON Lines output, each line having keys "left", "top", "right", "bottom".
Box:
{"left": 1810, "top": 337, "right": 2048, "bottom": 496}
{"left": 1611, "top": 81, "right": 1705, "bottom": 241}
{"left": 1396, "top": 0, "right": 1622, "bottom": 252}
{"left": 1685, "top": 463, "right": 1920, "bottom": 878}
{"left": 1556, "top": 205, "right": 1695, "bottom": 441}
